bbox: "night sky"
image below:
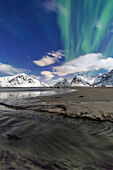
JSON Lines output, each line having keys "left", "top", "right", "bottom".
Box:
{"left": 0, "top": 0, "right": 113, "bottom": 84}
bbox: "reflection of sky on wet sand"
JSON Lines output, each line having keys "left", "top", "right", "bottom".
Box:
{"left": 0, "top": 91, "right": 47, "bottom": 100}
{"left": 0, "top": 88, "right": 76, "bottom": 101}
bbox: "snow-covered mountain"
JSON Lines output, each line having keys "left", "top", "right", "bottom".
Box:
{"left": 0, "top": 73, "right": 47, "bottom": 87}
{"left": 3, "top": 70, "right": 113, "bottom": 88}
{"left": 93, "top": 70, "right": 113, "bottom": 86}
{"left": 54, "top": 78, "right": 71, "bottom": 87}
{"left": 70, "top": 76, "right": 91, "bottom": 87}
{"left": 79, "top": 75, "right": 96, "bottom": 85}
{"left": 53, "top": 70, "right": 113, "bottom": 87}
{"left": 54, "top": 76, "right": 91, "bottom": 87}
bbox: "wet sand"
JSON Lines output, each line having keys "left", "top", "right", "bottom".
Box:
{"left": 0, "top": 87, "right": 113, "bottom": 169}
{"left": 37, "top": 87, "right": 113, "bottom": 122}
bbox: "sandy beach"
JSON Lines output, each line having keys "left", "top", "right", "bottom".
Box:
{"left": 0, "top": 87, "right": 113, "bottom": 169}
{"left": 0, "top": 87, "right": 113, "bottom": 122}
{"left": 35, "top": 87, "right": 113, "bottom": 122}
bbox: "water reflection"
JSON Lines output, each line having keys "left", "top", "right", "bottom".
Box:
{"left": 0, "top": 91, "right": 41, "bottom": 100}
{"left": 0, "top": 88, "right": 76, "bottom": 105}
{"left": 0, "top": 88, "right": 75, "bottom": 100}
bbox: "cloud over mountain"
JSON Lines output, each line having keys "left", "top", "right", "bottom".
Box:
{"left": 0, "top": 62, "right": 26, "bottom": 75}
{"left": 41, "top": 71, "right": 54, "bottom": 80}
{"left": 53, "top": 53, "right": 113, "bottom": 76}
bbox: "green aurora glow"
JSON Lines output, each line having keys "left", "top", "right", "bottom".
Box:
{"left": 57, "top": 0, "right": 113, "bottom": 61}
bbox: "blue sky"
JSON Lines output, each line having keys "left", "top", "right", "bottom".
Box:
{"left": 0, "top": 0, "right": 113, "bottom": 84}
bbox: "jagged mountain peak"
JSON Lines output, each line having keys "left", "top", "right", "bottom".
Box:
{"left": 70, "top": 76, "right": 91, "bottom": 86}
{"left": 93, "top": 69, "right": 113, "bottom": 86}
{"left": 54, "top": 76, "right": 91, "bottom": 87}
{"left": 54, "top": 78, "right": 71, "bottom": 87}
{"left": 54, "top": 70, "right": 113, "bottom": 87}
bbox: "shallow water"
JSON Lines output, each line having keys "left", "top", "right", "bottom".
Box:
{"left": 0, "top": 88, "right": 75, "bottom": 104}
{"left": 0, "top": 89, "right": 113, "bottom": 169}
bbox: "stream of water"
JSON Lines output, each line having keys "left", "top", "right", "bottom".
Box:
{"left": 0, "top": 89, "right": 112, "bottom": 169}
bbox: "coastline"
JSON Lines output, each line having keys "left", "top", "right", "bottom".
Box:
{"left": 0, "top": 87, "right": 112, "bottom": 169}
{"left": 36, "top": 87, "right": 113, "bottom": 122}
{"left": 0, "top": 87, "right": 113, "bottom": 122}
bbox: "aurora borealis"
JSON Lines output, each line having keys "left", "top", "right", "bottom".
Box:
{"left": 0, "top": 0, "right": 113, "bottom": 83}
{"left": 57, "top": 0, "right": 113, "bottom": 61}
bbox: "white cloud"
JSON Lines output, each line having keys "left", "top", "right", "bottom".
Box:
{"left": 58, "top": 5, "right": 68, "bottom": 17}
{"left": 44, "top": 0, "right": 67, "bottom": 17}
{"left": 41, "top": 71, "right": 54, "bottom": 80}
{"left": 33, "top": 50, "right": 64, "bottom": 67}
{"left": 0, "top": 62, "right": 26, "bottom": 75}
{"left": 96, "top": 21, "right": 101, "bottom": 29}
{"left": 34, "top": 56, "right": 56, "bottom": 66}
{"left": 47, "top": 50, "right": 64, "bottom": 58}
{"left": 52, "top": 77, "right": 63, "bottom": 82}
{"left": 53, "top": 53, "right": 113, "bottom": 76}
{"left": 30, "top": 75, "right": 40, "bottom": 80}
{"left": 45, "top": 77, "right": 64, "bottom": 86}
{"left": 44, "top": 0, "right": 57, "bottom": 12}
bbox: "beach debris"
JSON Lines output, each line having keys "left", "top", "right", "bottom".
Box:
{"left": 55, "top": 96, "right": 62, "bottom": 98}
{"left": 79, "top": 95, "right": 84, "bottom": 98}
{"left": 7, "top": 134, "right": 21, "bottom": 140}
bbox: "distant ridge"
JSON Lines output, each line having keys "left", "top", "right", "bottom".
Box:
{"left": 54, "top": 69, "right": 113, "bottom": 87}
{"left": 93, "top": 69, "right": 113, "bottom": 86}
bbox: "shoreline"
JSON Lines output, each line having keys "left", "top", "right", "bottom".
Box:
{"left": 0, "top": 87, "right": 112, "bottom": 169}
{"left": 37, "top": 87, "right": 113, "bottom": 122}
{"left": 0, "top": 87, "right": 113, "bottom": 122}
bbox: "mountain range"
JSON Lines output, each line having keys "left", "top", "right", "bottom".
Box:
{"left": 93, "top": 70, "right": 113, "bottom": 86}
{"left": 54, "top": 69, "right": 113, "bottom": 87}
{"left": 0, "top": 70, "right": 113, "bottom": 87}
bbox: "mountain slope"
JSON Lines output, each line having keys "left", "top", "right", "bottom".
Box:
{"left": 70, "top": 76, "right": 91, "bottom": 86}
{"left": 79, "top": 75, "right": 96, "bottom": 85}
{"left": 54, "top": 69, "right": 113, "bottom": 87}
{"left": 54, "top": 78, "right": 70, "bottom": 87}
{"left": 0, "top": 73, "right": 46, "bottom": 87}
{"left": 93, "top": 70, "right": 113, "bottom": 86}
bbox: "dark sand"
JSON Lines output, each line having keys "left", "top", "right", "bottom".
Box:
{"left": 0, "top": 87, "right": 113, "bottom": 121}
{"left": 36, "top": 87, "right": 113, "bottom": 121}
{"left": 0, "top": 87, "right": 113, "bottom": 169}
